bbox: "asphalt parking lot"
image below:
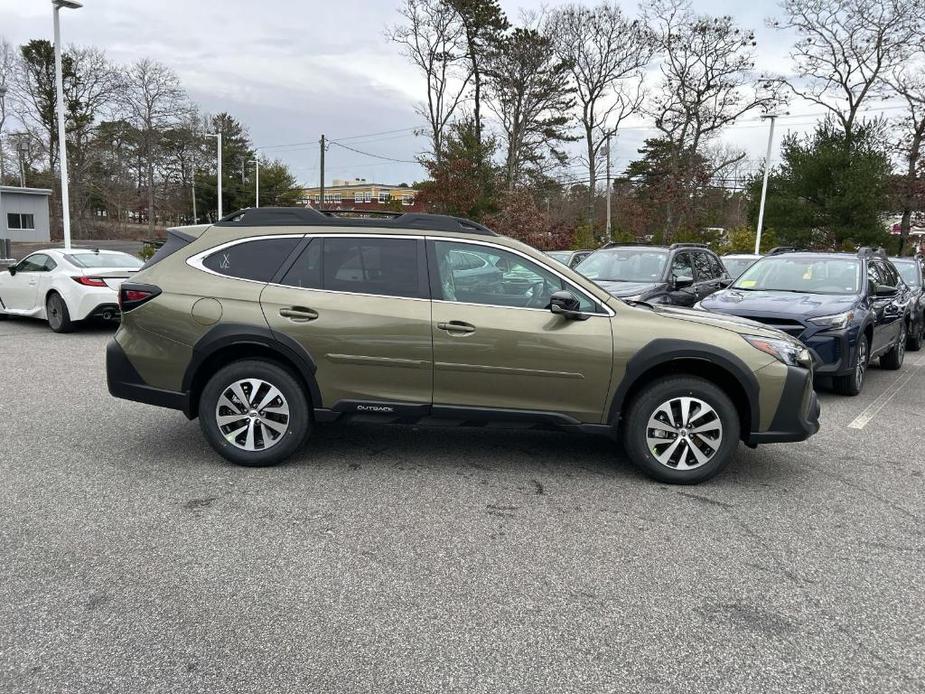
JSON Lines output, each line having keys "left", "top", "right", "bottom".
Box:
{"left": 1, "top": 318, "right": 923, "bottom": 694}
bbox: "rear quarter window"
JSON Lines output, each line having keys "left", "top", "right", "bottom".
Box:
{"left": 202, "top": 237, "right": 301, "bottom": 282}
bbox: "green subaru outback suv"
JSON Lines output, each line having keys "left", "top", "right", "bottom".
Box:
{"left": 107, "top": 208, "right": 819, "bottom": 484}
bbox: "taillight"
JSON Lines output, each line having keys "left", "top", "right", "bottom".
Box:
{"left": 72, "top": 276, "right": 107, "bottom": 287}
{"left": 118, "top": 283, "right": 162, "bottom": 312}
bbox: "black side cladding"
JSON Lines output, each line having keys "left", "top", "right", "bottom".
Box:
{"left": 140, "top": 229, "right": 195, "bottom": 270}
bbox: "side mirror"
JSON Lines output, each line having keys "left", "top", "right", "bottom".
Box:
{"left": 874, "top": 284, "right": 896, "bottom": 297}
{"left": 549, "top": 290, "right": 589, "bottom": 321}
{"left": 7, "top": 265, "right": 15, "bottom": 276}
{"left": 672, "top": 275, "right": 694, "bottom": 290}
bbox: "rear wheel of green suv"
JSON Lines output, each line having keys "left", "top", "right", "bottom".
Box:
{"left": 199, "top": 360, "right": 311, "bottom": 467}
{"left": 623, "top": 376, "right": 740, "bottom": 484}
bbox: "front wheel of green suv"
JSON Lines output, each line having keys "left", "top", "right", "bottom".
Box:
{"left": 623, "top": 376, "right": 740, "bottom": 484}
{"left": 199, "top": 360, "right": 311, "bottom": 467}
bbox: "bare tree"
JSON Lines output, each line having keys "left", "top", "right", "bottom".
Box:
{"left": 774, "top": 0, "right": 922, "bottom": 136}
{"left": 646, "top": 0, "right": 775, "bottom": 238}
{"left": 388, "top": 0, "right": 470, "bottom": 163}
{"left": 120, "top": 59, "right": 188, "bottom": 233}
{"left": 891, "top": 55, "right": 925, "bottom": 254}
{"left": 548, "top": 2, "right": 654, "bottom": 231}
{"left": 484, "top": 21, "right": 575, "bottom": 188}
{"left": 0, "top": 37, "right": 14, "bottom": 181}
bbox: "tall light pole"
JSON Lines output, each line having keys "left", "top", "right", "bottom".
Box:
{"left": 754, "top": 113, "right": 785, "bottom": 255}
{"left": 604, "top": 134, "right": 613, "bottom": 240}
{"left": 0, "top": 85, "right": 6, "bottom": 259}
{"left": 205, "top": 132, "right": 222, "bottom": 218}
{"left": 53, "top": 0, "right": 82, "bottom": 251}
{"left": 247, "top": 156, "right": 260, "bottom": 208}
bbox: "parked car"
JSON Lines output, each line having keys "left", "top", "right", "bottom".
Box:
{"left": 698, "top": 248, "right": 911, "bottom": 395}
{"left": 0, "top": 248, "right": 142, "bottom": 332}
{"left": 575, "top": 243, "right": 730, "bottom": 307}
{"left": 107, "top": 207, "right": 819, "bottom": 484}
{"left": 546, "top": 249, "right": 593, "bottom": 269}
{"left": 890, "top": 255, "right": 924, "bottom": 351}
{"left": 721, "top": 253, "right": 761, "bottom": 278}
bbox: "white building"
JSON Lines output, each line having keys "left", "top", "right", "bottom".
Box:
{"left": 0, "top": 186, "right": 52, "bottom": 243}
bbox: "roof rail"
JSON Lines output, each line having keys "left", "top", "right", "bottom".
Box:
{"left": 600, "top": 241, "right": 647, "bottom": 248}
{"left": 766, "top": 246, "right": 798, "bottom": 256}
{"left": 668, "top": 242, "right": 708, "bottom": 250}
{"left": 213, "top": 207, "right": 497, "bottom": 236}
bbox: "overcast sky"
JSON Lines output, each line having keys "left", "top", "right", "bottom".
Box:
{"left": 0, "top": 0, "right": 884, "bottom": 187}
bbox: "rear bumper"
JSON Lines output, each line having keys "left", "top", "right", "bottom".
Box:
{"left": 106, "top": 339, "right": 190, "bottom": 415}
{"left": 748, "top": 365, "right": 820, "bottom": 445}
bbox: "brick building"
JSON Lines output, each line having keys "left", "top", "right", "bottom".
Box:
{"left": 302, "top": 178, "right": 423, "bottom": 212}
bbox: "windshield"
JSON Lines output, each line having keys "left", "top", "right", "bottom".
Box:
{"left": 546, "top": 251, "right": 571, "bottom": 264}
{"left": 733, "top": 256, "right": 861, "bottom": 294}
{"left": 576, "top": 248, "right": 668, "bottom": 283}
{"left": 722, "top": 257, "right": 758, "bottom": 278}
{"left": 65, "top": 253, "right": 143, "bottom": 269}
{"left": 893, "top": 261, "right": 921, "bottom": 287}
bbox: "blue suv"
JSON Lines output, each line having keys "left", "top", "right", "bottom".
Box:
{"left": 698, "top": 248, "right": 911, "bottom": 395}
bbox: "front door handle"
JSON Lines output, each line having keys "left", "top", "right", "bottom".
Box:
{"left": 437, "top": 320, "right": 476, "bottom": 334}
{"left": 279, "top": 306, "right": 318, "bottom": 322}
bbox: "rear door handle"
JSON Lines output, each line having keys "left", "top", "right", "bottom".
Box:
{"left": 279, "top": 306, "right": 318, "bottom": 321}
{"left": 437, "top": 320, "right": 475, "bottom": 334}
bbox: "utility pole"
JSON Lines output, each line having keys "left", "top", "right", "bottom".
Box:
{"left": 247, "top": 157, "right": 259, "bottom": 207}
{"left": 319, "top": 134, "right": 326, "bottom": 208}
{"left": 53, "top": 0, "right": 83, "bottom": 250}
{"left": 191, "top": 175, "right": 197, "bottom": 223}
{"left": 18, "top": 140, "right": 28, "bottom": 186}
{"left": 205, "top": 132, "right": 222, "bottom": 219}
{"left": 755, "top": 113, "right": 784, "bottom": 255}
{"left": 605, "top": 134, "right": 612, "bottom": 240}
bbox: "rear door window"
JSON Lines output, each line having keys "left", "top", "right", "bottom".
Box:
{"left": 202, "top": 237, "right": 301, "bottom": 282}
{"left": 322, "top": 237, "right": 423, "bottom": 298}
{"left": 691, "top": 252, "right": 718, "bottom": 280}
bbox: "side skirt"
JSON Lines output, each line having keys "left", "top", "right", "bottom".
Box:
{"left": 313, "top": 401, "right": 616, "bottom": 436}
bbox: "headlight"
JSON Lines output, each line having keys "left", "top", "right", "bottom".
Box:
{"left": 743, "top": 334, "right": 812, "bottom": 368}
{"left": 808, "top": 311, "right": 854, "bottom": 330}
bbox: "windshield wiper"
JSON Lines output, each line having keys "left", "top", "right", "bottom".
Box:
{"left": 621, "top": 299, "right": 654, "bottom": 309}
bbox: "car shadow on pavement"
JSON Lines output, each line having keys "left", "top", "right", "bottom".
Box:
{"left": 122, "top": 415, "right": 798, "bottom": 488}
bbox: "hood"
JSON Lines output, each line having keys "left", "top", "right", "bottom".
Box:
{"left": 700, "top": 288, "right": 859, "bottom": 318}
{"left": 595, "top": 280, "right": 664, "bottom": 297}
{"left": 649, "top": 304, "right": 792, "bottom": 340}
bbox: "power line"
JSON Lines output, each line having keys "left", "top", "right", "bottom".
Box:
{"left": 328, "top": 140, "right": 420, "bottom": 164}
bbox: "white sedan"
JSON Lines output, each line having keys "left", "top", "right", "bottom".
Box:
{"left": 0, "top": 248, "right": 143, "bottom": 332}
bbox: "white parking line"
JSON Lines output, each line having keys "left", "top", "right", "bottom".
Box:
{"left": 847, "top": 356, "right": 925, "bottom": 430}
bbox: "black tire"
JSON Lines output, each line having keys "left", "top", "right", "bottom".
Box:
{"left": 46, "top": 292, "right": 75, "bottom": 333}
{"left": 906, "top": 320, "right": 922, "bottom": 352}
{"left": 881, "top": 322, "right": 906, "bottom": 371}
{"left": 198, "top": 359, "right": 311, "bottom": 467}
{"left": 0, "top": 311, "right": 8, "bottom": 320}
{"left": 834, "top": 333, "right": 869, "bottom": 396}
{"left": 622, "top": 376, "right": 740, "bottom": 485}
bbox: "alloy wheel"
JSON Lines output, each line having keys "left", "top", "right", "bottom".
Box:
{"left": 897, "top": 326, "right": 906, "bottom": 364}
{"left": 646, "top": 396, "right": 723, "bottom": 470}
{"left": 215, "top": 378, "right": 291, "bottom": 452}
{"left": 47, "top": 296, "right": 62, "bottom": 331}
{"left": 856, "top": 338, "right": 868, "bottom": 387}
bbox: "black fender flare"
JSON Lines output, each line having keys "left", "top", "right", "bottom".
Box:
{"left": 607, "top": 338, "right": 761, "bottom": 432}
{"left": 182, "top": 323, "right": 323, "bottom": 411}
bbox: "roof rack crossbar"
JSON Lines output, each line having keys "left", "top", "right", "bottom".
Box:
{"left": 212, "top": 207, "right": 498, "bottom": 236}
{"left": 668, "top": 242, "right": 708, "bottom": 250}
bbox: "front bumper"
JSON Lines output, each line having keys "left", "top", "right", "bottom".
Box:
{"left": 106, "top": 339, "right": 190, "bottom": 415}
{"left": 804, "top": 326, "right": 859, "bottom": 376}
{"left": 748, "top": 364, "right": 820, "bottom": 445}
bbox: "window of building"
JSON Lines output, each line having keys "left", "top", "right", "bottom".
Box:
{"left": 354, "top": 192, "right": 364, "bottom": 204}
{"left": 401, "top": 196, "right": 414, "bottom": 206}
{"left": 7, "top": 213, "right": 36, "bottom": 230}
{"left": 334, "top": 193, "right": 342, "bottom": 203}
{"left": 378, "top": 191, "right": 390, "bottom": 203}
{"left": 322, "top": 237, "right": 421, "bottom": 298}
{"left": 364, "top": 191, "right": 372, "bottom": 203}
{"left": 202, "top": 237, "right": 301, "bottom": 282}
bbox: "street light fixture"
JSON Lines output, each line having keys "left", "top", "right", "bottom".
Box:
{"left": 52, "top": 0, "right": 82, "bottom": 251}
{"left": 204, "top": 132, "right": 223, "bottom": 219}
